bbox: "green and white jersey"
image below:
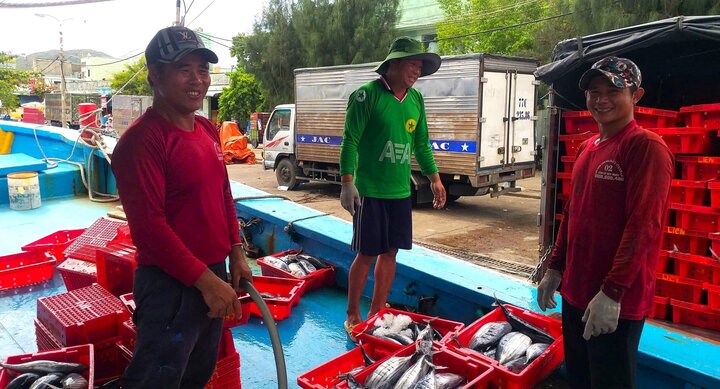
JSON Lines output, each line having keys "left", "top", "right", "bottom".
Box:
{"left": 340, "top": 77, "right": 438, "bottom": 199}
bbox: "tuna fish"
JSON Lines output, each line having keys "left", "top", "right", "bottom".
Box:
{"left": 482, "top": 348, "right": 496, "bottom": 360}
{"left": 337, "top": 373, "right": 366, "bottom": 389}
{"left": 364, "top": 355, "right": 413, "bottom": 389}
{"left": 496, "top": 332, "right": 532, "bottom": 365}
{"left": 298, "top": 259, "right": 317, "bottom": 274}
{"left": 385, "top": 332, "right": 414, "bottom": 346}
{"left": 28, "top": 373, "right": 63, "bottom": 389}
{"left": 298, "top": 254, "right": 329, "bottom": 269}
{"left": 0, "top": 360, "right": 87, "bottom": 375}
{"left": 503, "top": 357, "right": 528, "bottom": 373}
{"left": 435, "top": 372, "right": 464, "bottom": 389}
{"left": 467, "top": 321, "right": 512, "bottom": 352}
{"left": 393, "top": 356, "right": 432, "bottom": 389}
{"left": 6, "top": 373, "right": 40, "bottom": 389}
{"left": 288, "top": 262, "right": 307, "bottom": 277}
{"left": 412, "top": 367, "right": 436, "bottom": 389}
{"left": 525, "top": 343, "right": 550, "bottom": 364}
{"left": 60, "top": 373, "right": 89, "bottom": 389}
{"left": 264, "top": 256, "right": 291, "bottom": 272}
{"left": 359, "top": 340, "right": 375, "bottom": 366}
{"left": 494, "top": 295, "right": 555, "bottom": 344}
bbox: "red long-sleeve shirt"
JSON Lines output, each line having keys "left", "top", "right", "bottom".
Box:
{"left": 111, "top": 108, "right": 241, "bottom": 286}
{"left": 549, "top": 120, "right": 673, "bottom": 320}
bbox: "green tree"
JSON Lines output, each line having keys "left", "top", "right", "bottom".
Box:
{"left": 0, "top": 52, "right": 40, "bottom": 110}
{"left": 573, "top": 0, "right": 720, "bottom": 35}
{"left": 217, "top": 68, "right": 265, "bottom": 122}
{"left": 110, "top": 56, "right": 151, "bottom": 96}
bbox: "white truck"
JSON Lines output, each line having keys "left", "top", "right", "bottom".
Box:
{"left": 263, "top": 54, "right": 539, "bottom": 203}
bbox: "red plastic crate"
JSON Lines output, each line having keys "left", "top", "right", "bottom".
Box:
{"left": 64, "top": 217, "right": 128, "bottom": 262}
{"left": 635, "top": 106, "right": 680, "bottom": 128}
{"left": 223, "top": 292, "right": 252, "bottom": 328}
{"left": 297, "top": 342, "right": 398, "bottom": 388}
{"left": 337, "top": 343, "right": 494, "bottom": 389}
{"left": 655, "top": 273, "right": 704, "bottom": 303}
{"left": 677, "top": 156, "right": 720, "bottom": 180}
{"left": 671, "top": 298, "right": 720, "bottom": 331}
{"left": 656, "top": 250, "right": 672, "bottom": 274}
{"left": 35, "top": 318, "right": 63, "bottom": 351}
{"left": 555, "top": 213, "right": 564, "bottom": 221}
{"left": 57, "top": 258, "right": 98, "bottom": 291}
{"left": 351, "top": 307, "right": 465, "bottom": 352}
{"left": 0, "top": 251, "right": 55, "bottom": 291}
{"left": 119, "top": 319, "right": 137, "bottom": 351}
{"left": 96, "top": 243, "right": 138, "bottom": 297}
{"left": 670, "top": 179, "right": 708, "bottom": 206}
{"left": 662, "top": 226, "right": 710, "bottom": 256}
{"left": 709, "top": 232, "right": 720, "bottom": 259}
{"left": 562, "top": 110, "right": 597, "bottom": 134}
{"left": 559, "top": 133, "right": 594, "bottom": 156}
{"left": 680, "top": 103, "right": 720, "bottom": 129}
{"left": 671, "top": 251, "right": 720, "bottom": 284}
{"left": 256, "top": 250, "right": 337, "bottom": 291}
{"left": 37, "top": 283, "right": 130, "bottom": 346}
{"left": 560, "top": 156, "right": 576, "bottom": 172}
{"left": 205, "top": 329, "right": 241, "bottom": 389}
{"left": 556, "top": 172, "right": 572, "bottom": 195}
{"left": 708, "top": 180, "right": 720, "bottom": 208}
{"left": 119, "top": 293, "right": 136, "bottom": 314}
{"left": 705, "top": 283, "right": 720, "bottom": 312}
{"left": 93, "top": 337, "right": 130, "bottom": 384}
{"left": 0, "top": 344, "right": 95, "bottom": 388}
{"left": 670, "top": 203, "right": 720, "bottom": 233}
{"left": 656, "top": 128, "right": 715, "bottom": 155}
{"left": 21, "top": 228, "right": 85, "bottom": 262}
{"left": 649, "top": 295, "right": 671, "bottom": 320}
{"left": 556, "top": 193, "right": 569, "bottom": 214}
{"left": 446, "top": 305, "right": 563, "bottom": 389}
{"left": 246, "top": 275, "right": 306, "bottom": 321}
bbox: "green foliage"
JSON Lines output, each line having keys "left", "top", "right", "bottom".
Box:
{"left": 110, "top": 56, "right": 151, "bottom": 96}
{"left": 218, "top": 68, "right": 265, "bottom": 122}
{"left": 573, "top": 0, "right": 720, "bottom": 35}
{"left": 0, "top": 51, "right": 40, "bottom": 110}
{"left": 231, "top": 0, "right": 399, "bottom": 108}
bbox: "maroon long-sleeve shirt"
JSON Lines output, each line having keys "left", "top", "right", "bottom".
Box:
{"left": 549, "top": 120, "right": 673, "bottom": 320}
{"left": 111, "top": 108, "right": 241, "bottom": 286}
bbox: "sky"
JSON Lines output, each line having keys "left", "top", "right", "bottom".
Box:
{"left": 0, "top": 0, "right": 267, "bottom": 68}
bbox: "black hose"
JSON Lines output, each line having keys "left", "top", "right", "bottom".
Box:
{"left": 239, "top": 278, "right": 288, "bottom": 389}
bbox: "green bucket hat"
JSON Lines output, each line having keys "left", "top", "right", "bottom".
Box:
{"left": 373, "top": 37, "right": 441, "bottom": 77}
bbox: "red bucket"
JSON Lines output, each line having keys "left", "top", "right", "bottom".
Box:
{"left": 78, "top": 103, "right": 99, "bottom": 128}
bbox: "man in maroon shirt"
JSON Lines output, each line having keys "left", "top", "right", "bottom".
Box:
{"left": 537, "top": 57, "right": 673, "bottom": 388}
{"left": 112, "top": 26, "right": 252, "bottom": 388}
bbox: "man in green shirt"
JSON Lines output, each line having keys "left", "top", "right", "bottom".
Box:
{"left": 340, "top": 37, "right": 446, "bottom": 337}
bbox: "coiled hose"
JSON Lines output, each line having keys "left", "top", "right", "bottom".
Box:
{"left": 239, "top": 278, "right": 288, "bottom": 389}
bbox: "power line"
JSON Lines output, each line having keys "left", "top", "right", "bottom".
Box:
{"left": 39, "top": 56, "right": 59, "bottom": 72}
{"left": 430, "top": 12, "right": 573, "bottom": 43}
{"left": 185, "top": 0, "right": 217, "bottom": 27}
{"left": 84, "top": 51, "right": 144, "bottom": 67}
{"left": 201, "top": 34, "right": 232, "bottom": 50}
{"left": 0, "top": 0, "right": 112, "bottom": 7}
{"left": 197, "top": 31, "right": 233, "bottom": 42}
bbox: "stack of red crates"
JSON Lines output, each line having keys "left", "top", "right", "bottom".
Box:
{"left": 96, "top": 242, "right": 138, "bottom": 297}
{"left": 35, "top": 283, "right": 131, "bottom": 384}
{"left": 557, "top": 106, "right": 682, "bottom": 220}
{"left": 654, "top": 102, "right": 720, "bottom": 332}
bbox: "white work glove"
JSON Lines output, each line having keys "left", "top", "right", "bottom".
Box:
{"left": 340, "top": 182, "right": 361, "bottom": 216}
{"left": 537, "top": 269, "right": 562, "bottom": 311}
{"left": 582, "top": 290, "right": 621, "bottom": 340}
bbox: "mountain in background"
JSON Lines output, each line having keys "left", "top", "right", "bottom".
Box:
{"left": 15, "top": 49, "right": 114, "bottom": 70}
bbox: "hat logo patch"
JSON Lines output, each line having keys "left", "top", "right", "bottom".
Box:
{"left": 405, "top": 119, "right": 417, "bottom": 133}
{"left": 178, "top": 30, "right": 192, "bottom": 41}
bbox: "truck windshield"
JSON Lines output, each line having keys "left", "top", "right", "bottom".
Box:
{"left": 266, "top": 109, "right": 291, "bottom": 141}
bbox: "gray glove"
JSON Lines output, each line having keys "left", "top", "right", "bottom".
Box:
{"left": 582, "top": 290, "right": 621, "bottom": 340}
{"left": 537, "top": 269, "right": 562, "bottom": 311}
{"left": 340, "top": 182, "right": 361, "bottom": 216}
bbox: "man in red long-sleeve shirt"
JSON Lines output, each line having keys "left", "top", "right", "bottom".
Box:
{"left": 111, "top": 26, "right": 252, "bottom": 389}
{"left": 537, "top": 57, "right": 673, "bottom": 388}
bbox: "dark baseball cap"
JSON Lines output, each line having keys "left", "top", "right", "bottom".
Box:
{"left": 145, "top": 26, "right": 218, "bottom": 65}
{"left": 578, "top": 56, "right": 641, "bottom": 90}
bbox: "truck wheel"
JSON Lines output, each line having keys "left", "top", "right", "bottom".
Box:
{"left": 251, "top": 138, "right": 259, "bottom": 148}
{"left": 276, "top": 158, "right": 300, "bottom": 189}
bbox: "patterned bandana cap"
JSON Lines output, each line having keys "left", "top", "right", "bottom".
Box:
{"left": 146, "top": 26, "right": 218, "bottom": 65}
{"left": 578, "top": 56, "right": 641, "bottom": 90}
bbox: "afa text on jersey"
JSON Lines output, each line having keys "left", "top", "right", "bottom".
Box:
{"left": 379, "top": 141, "right": 411, "bottom": 164}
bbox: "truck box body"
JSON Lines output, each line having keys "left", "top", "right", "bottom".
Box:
{"left": 113, "top": 95, "right": 153, "bottom": 136}
{"left": 45, "top": 93, "right": 102, "bottom": 128}
{"left": 292, "top": 54, "right": 538, "bottom": 193}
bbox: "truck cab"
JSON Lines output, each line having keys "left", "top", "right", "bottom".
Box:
{"left": 262, "top": 104, "right": 299, "bottom": 187}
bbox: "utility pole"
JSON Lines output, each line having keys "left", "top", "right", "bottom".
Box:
{"left": 36, "top": 13, "right": 73, "bottom": 128}
{"left": 176, "top": 0, "right": 182, "bottom": 26}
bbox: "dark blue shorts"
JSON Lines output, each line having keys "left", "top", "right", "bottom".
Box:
{"left": 121, "top": 262, "right": 227, "bottom": 389}
{"left": 351, "top": 196, "right": 412, "bottom": 256}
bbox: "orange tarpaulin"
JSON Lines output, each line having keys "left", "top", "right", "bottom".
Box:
{"left": 219, "top": 121, "right": 256, "bottom": 164}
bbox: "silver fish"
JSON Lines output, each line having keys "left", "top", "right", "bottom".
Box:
{"left": 298, "top": 254, "right": 328, "bottom": 269}
{"left": 394, "top": 356, "right": 432, "bottom": 389}
{"left": 359, "top": 340, "right": 376, "bottom": 366}
{"left": 503, "top": 356, "right": 528, "bottom": 373}
{"left": 298, "top": 259, "right": 317, "bottom": 274}
{"left": 525, "top": 343, "right": 550, "bottom": 364}
{"left": 468, "top": 321, "right": 512, "bottom": 351}
{"left": 494, "top": 295, "right": 555, "bottom": 344}
{"left": 61, "top": 373, "right": 89, "bottom": 389}
{"left": 412, "top": 367, "right": 435, "bottom": 389}
{"left": 29, "top": 373, "right": 63, "bottom": 389}
{"left": 288, "top": 262, "right": 307, "bottom": 277}
{"left": 264, "top": 256, "right": 290, "bottom": 272}
{"left": 385, "top": 332, "right": 414, "bottom": 346}
{"left": 6, "top": 373, "right": 40, "bottom": 389}
{"left": 496, "top": 332, "right": 532, "bottom": 365}
{"left": 482, "top": 348, "right": 496, "bottom": 360}
{"left": 364, "top": 355, "right": 413, "bottom": 389}
{"left": 435, "top": 372, "right": 464, "bottom": 389}
{"left": 0, "top": 360, "right": 86, "bottom": 375}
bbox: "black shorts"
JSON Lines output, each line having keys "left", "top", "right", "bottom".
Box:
{"left": 351, "top": 196, "right": 412, "bottom": 256}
